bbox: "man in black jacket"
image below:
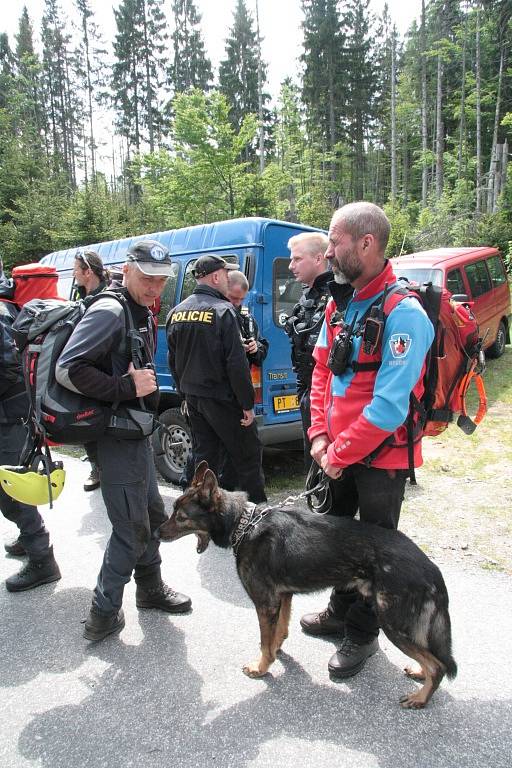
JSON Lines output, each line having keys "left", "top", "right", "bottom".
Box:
{"left": 285, "top": 232, "right": 334, "bottom": 471}
{"left": 227, "top": 270, "right": 268, "bottom": 367}
{"left": 57, "top": 240, "right": 191, "bottom": 642}
{"left": 167, "top": 255, "right": 266, "bottom": 504}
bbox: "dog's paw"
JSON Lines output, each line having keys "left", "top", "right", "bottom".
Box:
{"left": 404, "top": 665, "right": 426, "bottom": 681}
{"left": 399, "top": 691, "right": 428, "bottom": 709}
{"left": 243, "top": 661, "right": 268, "bottom": 678}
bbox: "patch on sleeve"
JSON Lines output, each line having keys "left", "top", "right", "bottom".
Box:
{"left": 389, "top": 333, "right": 412, "bottom": 359}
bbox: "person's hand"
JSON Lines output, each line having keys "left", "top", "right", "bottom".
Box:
{"left": 320, "top": 453, "right": 343, "bottom": 480}
{"left": 240, "top": 408, "right": 255, "bottom": 427}
{"left": 310, "top": 434, "right": 330, "bottom": 466}
{"left": 244, "top": 339, "right": 258, "bottom": 355}
{"left": 128, "top": 362, "right": 157, "bottom": 397}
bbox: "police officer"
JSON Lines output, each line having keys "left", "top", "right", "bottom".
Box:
{"left": 227, "top": 270, "right": 268, "bottom": 366}
{"left": 167, "top": 255, "right": 266, "bottom": 504}
{"left": 286, "top": 232, "right": 352, "bottom": 471}
{"left": 57, "top": 240, "right": 191, "bottom": 641}
{"left": 219, "top": 270, "right": 269, "bottom": 492}
{"left": 72, "top": 250, "right": 109, "bottom": 492}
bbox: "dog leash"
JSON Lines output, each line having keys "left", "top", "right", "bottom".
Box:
{"left": 231, "top": 470, "right": 333, "bottom": 555}
{"left": 302, "top": 464, "right": 332, "bottom": 515}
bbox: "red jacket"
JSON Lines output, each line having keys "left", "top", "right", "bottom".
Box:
{"left": 308, "top": 262, "right": 435, "bottom": 470}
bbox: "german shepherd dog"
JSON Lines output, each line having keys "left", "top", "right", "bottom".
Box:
{"left": 158, "top": 462, "right": 457, "bottom": 709}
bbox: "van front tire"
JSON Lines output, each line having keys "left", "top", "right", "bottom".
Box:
{"left": 152, "top": 407, "right": 193, "bottom": 485}
{"left": 486, "top": 320, "right": 507, "bottom": 359}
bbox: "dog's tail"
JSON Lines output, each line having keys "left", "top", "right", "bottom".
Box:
{"left": 430, "top": 608, "right": 458, "bottom": 680}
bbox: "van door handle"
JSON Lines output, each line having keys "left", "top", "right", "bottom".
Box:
{"left": 255, "top": 294, "right": 268, "bottom": 304}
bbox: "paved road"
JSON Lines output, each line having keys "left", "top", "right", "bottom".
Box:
{"left": 1, "top": 454, "right": 511, "bottom": 768}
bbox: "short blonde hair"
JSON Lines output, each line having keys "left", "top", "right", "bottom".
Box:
{"left": 227, "top": 270, "right": 249, "bottom": 291}
{"left": 287, "top": 231, "right": 329, "bottom": 256}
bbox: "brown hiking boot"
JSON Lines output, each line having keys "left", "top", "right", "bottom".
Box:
{"left": 300, "top": 608, "right": 346, "bottom": 637}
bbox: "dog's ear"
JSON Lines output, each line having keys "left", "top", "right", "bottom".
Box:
{"left": 201, "top": 468, "right": 219, "bottom": 496}
{"left": 192, "top": 461, "right": 209, "bottom": 486}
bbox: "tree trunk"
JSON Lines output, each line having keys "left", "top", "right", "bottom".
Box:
{"left": 82, "top": 12, "right": 96, "bottom": 182}
{"left": 421, "top": 0, "right": 428, "bottom": 207}
{"left": 142, "top": 1, "right": 155, "bottom": 154}
{"left": 255, "top": 0, "right": 265, "bottom": 174}
{"left": 390, "top": 28, "right": 397, "bottom": 201}
{"left": 475, "top": 3, "right": 482, "bottom": 214}
{"left": 457, "top": 8, "right": 467, "bottom": 181}
{"left": 435, "top": 54, "right": 443, "bottom": 199}
{"left": 487, "top": 47, "right": 504, "bottom": 213}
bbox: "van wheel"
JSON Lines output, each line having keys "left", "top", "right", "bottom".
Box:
{"left": 152, "top": 408, "right": 192, "bottom": 484}
{"left": 486, "top": 321, "right": 507, "bottom": 359}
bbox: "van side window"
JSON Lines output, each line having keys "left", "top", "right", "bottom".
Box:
{"left": 486, "top": 254, "right": 507, "bottom": 286}
{"left": 446, "top": 269, "right": 465, "bottom": 295}
{"left": 58, "top": 272, "right": 75, "bottom": 299}
{"left": 182, "top": 261, "right": 197, "bottom": 302}
{"left": 180, "top": 255, "right": 241, "bottom": 302}
{"left": 465, "top": 260, "right": 492, "bottom": 298}
{"left": 157, "top": 262, "right": 179, "bottom": 325}
{"left": 273, "top": 258, "right": 302, "bottom": 326}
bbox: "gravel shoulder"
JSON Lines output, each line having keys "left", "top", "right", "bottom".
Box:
{"left": 264, "top": 397, "right": 512, "bottom": 576}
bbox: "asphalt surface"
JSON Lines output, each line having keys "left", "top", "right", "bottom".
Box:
{"left": 1, "top": 453, "right": 511, "bottom": 768}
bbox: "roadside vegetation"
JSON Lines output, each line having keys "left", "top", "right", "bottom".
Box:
{"left": 264, "top": 347, "right": 512, "bottom": 575}
{"left": 1, "top": 2, "right": 512, "bottom": 267}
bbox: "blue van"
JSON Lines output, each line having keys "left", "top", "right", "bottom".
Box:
{"left": 41, "top": 217, "right": 324, "bottom": 482}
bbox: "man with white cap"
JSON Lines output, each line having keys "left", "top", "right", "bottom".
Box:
{"left": 57, "top": 239, "right": 191, "bottom": 641}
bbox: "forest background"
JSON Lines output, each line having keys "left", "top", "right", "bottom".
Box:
{"left": 0, "top": 0, "right": 511, "bottom": 269}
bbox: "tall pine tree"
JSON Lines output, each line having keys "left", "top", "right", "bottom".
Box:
{"left": 170, "top": 0, "right": 212, "bottom": 94}
{"left": 219, "top": 0, "right": 270, "bottom": 162}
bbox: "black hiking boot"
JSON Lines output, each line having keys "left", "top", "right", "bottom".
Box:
{"left": 5, "top": 547, "right": 61, "bottom": 592}
{"left": 83, "top": 606, "right": 125, "bottom": 641}
{"left": 4, "top": 537, "right": 27, "bottom": 558}
{"left": 136, "top": 580, "right": 191, "bottom": 613}
{"left": 328, "top": 636, "right": 379, "bottom": 679}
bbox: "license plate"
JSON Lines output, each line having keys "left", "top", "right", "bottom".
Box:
{"left": 273, "top": 394, "right": 299, "bottom": 413}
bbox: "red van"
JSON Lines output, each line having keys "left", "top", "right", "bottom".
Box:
{"left": 392, "top": 247, "right": 511, "bottom": 358}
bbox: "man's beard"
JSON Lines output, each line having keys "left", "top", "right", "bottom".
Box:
{"left": 333, "top": 270, "right": 350, "bottom": 284}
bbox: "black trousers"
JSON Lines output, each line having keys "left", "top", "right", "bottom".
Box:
{"left": 299, "top": 390, "right": 313, "bottom": 474}
{"left": 93, "top": 435, "right": 167, "bottom": 614}
{"left": 328, "top": 464, "right": 408, "bottom": 644}
{"left": 0, "top": 422, "right": 51, "bottom": 558}
{"left": 84, "top": 441, "right": 98, "bottom": 467}
{"left": 186, "top": 395, "right": 266, "bottom": 504}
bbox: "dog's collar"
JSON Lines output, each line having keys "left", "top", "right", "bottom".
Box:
{"left": 230, "top": 502, "right": 272, "bottom": 555}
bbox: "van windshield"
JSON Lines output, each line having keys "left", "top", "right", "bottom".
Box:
{"left": 391, "top": 266, "right": 444, "bottom": 287}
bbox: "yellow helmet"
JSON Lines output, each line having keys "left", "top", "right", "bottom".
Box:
{"left": 0, "top": 462, "right": 65, "bottom": 506}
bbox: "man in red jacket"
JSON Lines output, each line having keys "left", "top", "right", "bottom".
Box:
{"left": 300, "top": 202, "right": 434, "bottom": 679}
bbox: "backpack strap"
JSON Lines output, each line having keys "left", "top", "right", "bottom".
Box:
{"left": 350, "top": 282, "right": 410, "bottom": 372}
{"left": 84, "top": 290, "right": 148, "bottom": 411}
{"left": 360, "top": 282, "right": 426, "bottom": 482}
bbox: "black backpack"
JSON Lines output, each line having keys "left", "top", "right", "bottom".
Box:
{"left": 12, "top": 291, "right": 145, "bottom": 445}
